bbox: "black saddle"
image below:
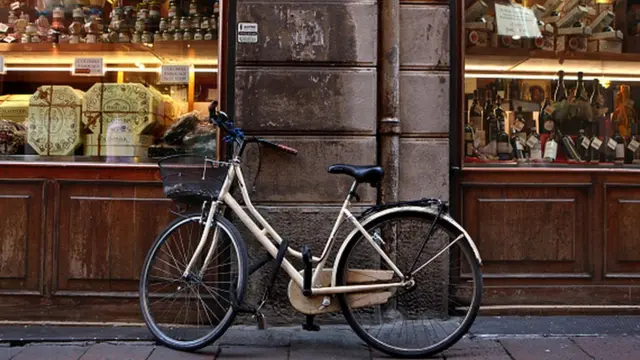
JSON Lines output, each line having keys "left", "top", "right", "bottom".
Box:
{"left": 328, "top": 164, "right": 384, "bottom": 186}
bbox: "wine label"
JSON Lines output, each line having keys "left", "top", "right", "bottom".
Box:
{"left": 2, "top": 35, "right": 16, "bottom": 43}
{"left": 526, "top": 135, "right": 539, "bottom": 148}
{"left": 544, "top": 120, "right": 555, "bottom": 131}
{"left": 544, "top": 140, "right": 558, "bottom": 160}
{"left": 544, "top": 106, "right": 554, "bottom": 115}
{"left": 581, "top": 137, "right": 591, "bottom": 149}
{"left": 513, "top": 120, "right": 525, "bottom": 132}
{"left": 616, "top": 144, "right": 625, "bottom": 159}
{"left": 591, "top": 138, "right": 603, "bottom": 150}
{"left": 608, "top": 138, "right": 618, "bottom": 150}
{"left": 531, "top": 148, "right": 542, "bottom": 160}
{"left": 516, "top": 139, "right": 524, "bottom": 150}
{"left": 466, "top": 143, "right": 474, "bottom": 157}
{"left": 628, "top": 139, "right": 640, "bottom": 152}
{"left": 497, "top": 142, "right": 510, "bottom": 154}
{"left": 0, "top": 23, "right": 8, "bottom": 33}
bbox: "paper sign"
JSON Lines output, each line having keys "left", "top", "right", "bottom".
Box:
{"left": 10, "top": 1, "right": 20, "bottom": 10}
{"left": 495, "top": 3, "right": 542, "bottom": 38}
{"left": 0, "top": 23, "right": 8, "bottom": 33}
{"left": 160, "top": 65, "right": 190, "bottom": 84}
{"left": 238, "top": 34, "right": 258, "bottom": 43}
{"left": 73, "top": 57, "right": 104, "bottom": 76}
{"left": 0, "top": 56, "right": 4, "bottom": 74}
{"left": 238, "top": 23, "right": 258, "bottom": 33}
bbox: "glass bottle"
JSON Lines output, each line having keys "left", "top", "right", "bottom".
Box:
{"left": 496, "top": 101, "right": 512, "bottom": 161}
{"left": 558, "top": 128, "right": 582, "bottom": 162}
{"left": 577, "top": 128, "right": 590, "bottom": 162}
{"left": 469, "top": 90, "right": 483, "bottom": 131}
{"left": 513, "top": 106, "right": 527, "bottom": 133}
{"left": 574, "top": 71, "right": 589, "bottom": 101}
{"left": 189, "top": 0, "right": 198, "bottom": 16}
{"left": 609, "top": 127, "right": 626, "bottom": 165}
{"left": 540, "top": 90, "right": 554, "bottom": 135}
{"left": 194, "top": 28, "right": 203, "bottom": 41}
{"left": 589, "top": 135, "right": 603, "bottom": 164}
{"left": 180, "top": 17, "right": 190, "bottom": 31}
{"left": 204, "top": 28, "right": 213, "bottom": 41}
{"left": 162, "top": 30, "right": 172, "bottom": 41}
{"left": 496, "top": 78, "right": 506, "bottom": 100}
{"left": 630, "top": 124, "right": 640, "bottom": 164}
{"left": 159, "top": 18, "right": 168, "bottom": 32}
{"left": 527, "top": 127, "right": 543, "bottom": 161}
{"left": 173, "top": 30, "right": 183, "bottom": 41}
{"left": 483, "top": 89, "right": 494, "bottom": 145}
{"left": 201, "top": 16, "right": 210, "bottom": 30}
{"left": 154, "top": 31, "right": 162, "bottom": 42}
{"left": 183, "top": 29, "right": 192, "bottom": 41}
{"left": 142, "top": 30, "right": 153, "bottom": 43}
{"left": 543, "top": 131, "right": 559, "bottom": 163}
{"left": 464, "top": 119, "right": 475, "bottom": 158}
{"left": 612, "top": 84, "right": 636, "bottom": 139}
{"left": 168, "top": 0, "right": 178, "bottom": 18}
{"left": 554, "top": 70, "right": 568, "bottom": 102}
{"left": 626, "top": 124, "right": 637, "bottom": 164}
{"left": 511, "top": 127, "right": 526, "bottom": 162}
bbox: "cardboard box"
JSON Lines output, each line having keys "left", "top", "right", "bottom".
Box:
{"left": 27, "top": 86, "right": 85, "bottom": 156}
{"left": 0, "top": 95, "right": 31, "bottom": 124}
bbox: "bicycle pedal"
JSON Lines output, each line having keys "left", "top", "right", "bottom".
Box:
{"left": 255, "top": 312, "right": 267, "bottom": 330}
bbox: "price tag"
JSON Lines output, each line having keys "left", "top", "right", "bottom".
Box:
{"left": 73, "top": 57, "right": 104, "bottom": 76}
{"left": 10, "top": 1, "right": 20, "bottom": 10}
{"left": 526, "top": 135, "right": 539, "bottom": 148}
{"left": 2, "top": 35, "right": 15, "bottom": 43}
{"left": 628, "top": 139, "right": 640, "bottom": 152}
{"left": 607, "top": 138, "right": 618, "bottom": 150}
{"left": 591, "top": 138, "right": 603, "bottom": 150}
{"left": 581, "top": 137, "right": 591, "bottom": 149}
{"left": 495, "top": 3, "right": 542, "bottom": 38}
{"left": 160, "top": 65, "right": 190, "bottom": 84}
{"left": 513, "top": 119, "right": 525, "bottom": 132}
{"left": 0, "top": 23, "right": 8, "bottom": 33}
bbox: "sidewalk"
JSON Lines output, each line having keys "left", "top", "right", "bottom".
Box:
{"left": 1, "top": 316, "right": 640, "bottom": 359}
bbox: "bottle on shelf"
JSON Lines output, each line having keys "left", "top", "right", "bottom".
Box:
{"left": 511, "top": 127, "right": 526, "bottom": 162}
{"left": 590, "top": 78, "right": 606, "bottom": 139}
{"left": 484, "top": 90, "right": 498, "bottom": 156}
{"left": 612, "top": 84, "right": 637, "bottom": 139}
{"left": 469, "top": 90, "right": 483, "bottom": 135}
{"left": 496, "top": 102, "right": 512, "bottom": 161}
{"left": 577, "top": 128, "right": 590, "bottom": 162}
{"left": 554, "top": 70, "right": 568, "bottom": 102}
{"left": 608, "top": 127, "right": 626, "bottom": 165}
{"left": 558, "top": 128, "right": 583, "bottom": 162}
{"left": 464, "top": 116, "right": 476, "bottom": 158}
{"left": 573, "top": 72, "right": 589, "bottom": 102}
{"left": 526, "top": 127, "right": 543, "bottom": 162}
{"left": 540, "top": 88, "right": 554, "bottom": 134}
{"left": 589, "top": 135, "right": 603, "bottom": 164}
{"left": 543, "top": 130, "right": 559, "bottom": 163}
{"left": 629, "top": 124, "right": 640, "bottom": 165}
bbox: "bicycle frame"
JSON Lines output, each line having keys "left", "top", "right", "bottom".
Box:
{"left": 181, "top": 158, "right": 408, "bottom": 296}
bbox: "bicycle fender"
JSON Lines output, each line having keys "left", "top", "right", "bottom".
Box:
{"left": 331, "top": 206, "right": 482, "bottom": 288}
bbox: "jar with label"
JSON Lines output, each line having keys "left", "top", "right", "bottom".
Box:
{"left": 168, "top": 1, "right": 178, "bottom": 18}
{"left": 173, "top": 30, "right": 183, "bottom": 41}
{"left": 69, "top": 34, "right": 80, "bottom": 44}
{"left": 154, "top": 31, "right": 162, "bottom": 42}
{"left": 20, "top": 33, "right": 29, "bottom": 43}
{"left": 25, "top": 22, "right": 37, "bottom": 36}
{"left": 200, "top": 16, "right": 210, "bottom": 30}
{"left": 132, "top": 31, "right": 142, "bottom": 43}
{"left": 192, "top": 15, "right": 201, "bottom": 29}
{"left": 189, "top": 0, "right": 198, "bottom": 16}
{"left": 194, "top": 29, "right": 203, "bottom": 41}
{"left": 159, "top": 18, "right": 168, "bottom": 32}
{"left": 53, "top": 5, "right": 64, "bottom": 20}
{"left": 183, "top": 29, "right": 192, "bottom": 41}
{"left": 204, "top": 29, "right": 213, "bottom": 41}
{"left": 142, "top": 30, "right": 152, "bottom": 43}
{"left": 135, "top": 18, "right": 145, "bottom": 32}
{"left": 179, "top": 17, "right": 190, "bottom": 30}
{"left": 119, "top": 31, "right": 131, "bottom": 43}
{"left": 169, "top": 17, "right": 179, "bottom": 31}
{"left": 162, "top": 30, "right": 172, "bottom": 41}
{"left": 30, "top": 34, "right": 40, "bottom": 43}
{"left": 86, "top": 32, "right": 98, "bottom": 43}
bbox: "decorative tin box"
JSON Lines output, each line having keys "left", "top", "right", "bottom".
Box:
{"left": 82, "top": 83, "right": 162, "bottom": 136}
{"left": 0, "top": 95, "right": 31, "bottom": 124}
{"left": 27, "top": 85, "right": 84, "bottom": 156}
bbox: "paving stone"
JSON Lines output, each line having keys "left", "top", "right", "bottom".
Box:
{"left": 499, "top": 338, "right": 591, "bottom": 360}
{"left": 217, "top": 346, "right": 289, "bottom": 360}
{"left": 80, "top": 343, "right": 154, "bottom": 360}
{"left": 147, "top": 345, "right": 217, "bottom": 360}
{"left": 441, "top": 338, "right": 511, "bottom": 360}
{"left": 289, "top": 328, "right": 370, "bottom": 360}
{"left": 12, "top": 344, "right": 88, "bottom": 360}
{"left": 0, "top": 347, "right": 23, "bottom": 360}
{"left": 572, "top": 336, "right": 640, "bottom": 360}
{"left": 219, "top": 326, "right": 293, "bottom": 347}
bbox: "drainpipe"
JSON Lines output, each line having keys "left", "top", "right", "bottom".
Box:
{"left": 378, "top": 0, "right": 401, "bottom": 207}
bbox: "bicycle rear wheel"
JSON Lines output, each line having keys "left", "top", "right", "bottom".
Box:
{"left": 139, "top": 213, "right": 247, "bottom": 351}
{"left": 336, "top": 210, "right": 482, "bottom": 358}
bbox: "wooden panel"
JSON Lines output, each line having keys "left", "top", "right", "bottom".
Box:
{"left": 463, "top": 183, "right": 591, "bottom": 278}
{"left": 604, "top": 184, "right": 640, "bottom": 279}
{"left": 56, "top": 181, "right": 174, "bottom": 294}
{"left": 0, "top": 181, "right": 44, "bottom": 294}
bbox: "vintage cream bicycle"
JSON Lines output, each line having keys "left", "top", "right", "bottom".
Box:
{"left": 139, "top": 102, "right": 483, "bottom": 358}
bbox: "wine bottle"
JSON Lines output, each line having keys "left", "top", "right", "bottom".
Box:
{"left": 543, "top": 131, "right": 559, "bottom": 162}
{"left": 554, "top": 70, "right": 568, "bottom": 102}
{"left": 590, "top": 79, "right": 605, "bottom": 138}
{"left": 469, "top": 90, "right": 483, "bottom": 132}
{"left": 496, "top": 78, "right": 506, "bottom": 100}
{"left": 513, "top": 106, "right": 527, "bottom": 133}
{"left": 574, "top": 71, "right": 589, "bottom": 101}
{"left": 511, "top": 128, "right": 526, "bottom": 162}
{"left": 558, "top": 129, "right": 582, "bottom": 162}
{"left": 609, "top": 127, "right": 626, "bottom": 165}
{"left": 589, "top": 135, "right": 603, "bottom": 164}
{"left": 527, "top": 127, "right": 543, "bottom": 161}
{"left": 577, "top": 128, "right": 590, "bottom": 162}
{"left": 626, "top": 124, "right": 637, "bottom": 164}
{"left": 496, "top": 100, "right": 512, "bottom": 161}
{"left": 540, "top": 90, "right": 554, "bottom": 134}
{"left": 464, "top": 121, "right": 475, "bottom": 158}
{"left": 629, "top": 124, "right": 640, "bottom": 165}
{"left": 483, "top": 88, "right": 495, "bottom": 147}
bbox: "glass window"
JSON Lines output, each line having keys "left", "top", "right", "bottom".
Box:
{"left": 462, "top": 0, "right": 640, "bottom": 168}
{"left": 0, "top": 0, "right": 221, "bottom": 163}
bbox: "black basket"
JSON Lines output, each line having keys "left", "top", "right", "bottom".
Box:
{"left": 158, "top": 155, "right": 231, "bottom": 205}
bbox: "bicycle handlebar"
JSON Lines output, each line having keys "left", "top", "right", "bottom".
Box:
{"left": 209, "top": 101, "right": 298, "bottom": 156}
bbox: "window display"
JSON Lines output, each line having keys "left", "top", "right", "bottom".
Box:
{"left": 463, "top": 0, "right": 640, "bottom": 167}
{"left": 0, "top": 0, "right": 221, "bottom": 161}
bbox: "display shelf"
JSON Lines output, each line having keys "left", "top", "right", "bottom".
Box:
{"left": 0, "top": 41, "right": 219, "bottom": 71}
{"left": 465, "top": 47, "right": 640, "bottom": 79}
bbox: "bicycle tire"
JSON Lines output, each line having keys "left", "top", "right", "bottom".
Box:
{"left": 139, "top": 213, "right": 248, "bottom": 351}
{"left": 335, "top": 209, "right": 482, "bottom": 358}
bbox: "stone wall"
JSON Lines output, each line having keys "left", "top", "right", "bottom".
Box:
{"left": 231, "top": 0, "right": 451, "bottom": 326}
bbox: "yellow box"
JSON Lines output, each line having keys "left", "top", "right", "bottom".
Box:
{"left": 0, "top": 95, "right": 31, "bottom": 124}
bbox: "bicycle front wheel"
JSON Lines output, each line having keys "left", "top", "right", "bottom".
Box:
{"left": 336, "top": 210, "right": 482, "bottom": 358}
{"left": 139, "top": 213, "right": 247, "bottom": 351}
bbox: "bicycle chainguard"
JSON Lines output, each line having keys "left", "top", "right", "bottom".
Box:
{"left": 301, "top": 245, "right": 313, "bottom": 297}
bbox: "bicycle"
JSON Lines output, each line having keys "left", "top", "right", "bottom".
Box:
{"left": 139, "top": 101, "right": 483, "bottom": 358}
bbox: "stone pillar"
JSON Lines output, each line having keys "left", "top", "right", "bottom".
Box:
{"left": 234, "top": 0, "right": 379, "bottom": 325}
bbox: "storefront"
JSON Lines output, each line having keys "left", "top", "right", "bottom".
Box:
{"left": 458, "top": 0, "right": 640, "bottom": 312}
{"left": 0, "top": 0, "right": 234, "bottom": 322}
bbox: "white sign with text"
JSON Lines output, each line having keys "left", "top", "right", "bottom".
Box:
{"left": 160, "top": 65, "right": 190, "bottom": 84}
{"left": 73, "top": 57, "right": 104, "bottom": 76}
{"left": 495, "top": 3, "right": 541, "bottom": 38}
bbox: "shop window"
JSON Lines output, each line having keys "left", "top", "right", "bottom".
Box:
{"left": 0, "top": 0, "right": 221, "bottom": 162}
{"left": 463, "top": 0, "right": 640, "bottom": 167}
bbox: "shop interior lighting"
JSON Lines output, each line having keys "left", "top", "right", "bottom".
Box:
{"left": 465, "top": 73, "right": 640, "bottom": 83}
{"left": 2, "top": 66, "right": 218, "bottom": 73}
